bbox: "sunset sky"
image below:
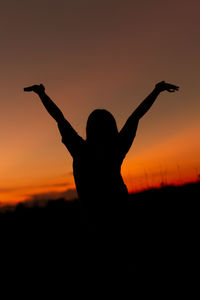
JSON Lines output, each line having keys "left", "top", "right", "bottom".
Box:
{"left": 0, "top": 0, "right": 200, "bottom": 206}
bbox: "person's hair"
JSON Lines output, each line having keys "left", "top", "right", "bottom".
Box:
{"left": 86, "top": 109, "right": 118, "bottom": 143}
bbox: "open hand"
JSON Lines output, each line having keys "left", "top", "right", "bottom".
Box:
{"left": 155, "top": 81, "right": 179, "bottom": 93}
{"left": 24, "top": 84, "right": 45, "bottom": 94}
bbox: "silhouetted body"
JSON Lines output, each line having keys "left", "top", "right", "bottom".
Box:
{"left": 59, "top": 109, "right": 130, "bottom": 200}
{"left": 58, "top": 109, "right": 133, "bottom": 226}
{"left": 24, "top": 81, "right": 179, "bottom": 227}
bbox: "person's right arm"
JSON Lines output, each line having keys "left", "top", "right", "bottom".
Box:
{"left": 118, "top": 81, "right": 179, "bottom": 158}
{"left": 24, "top": 84, "right": 84, "bottom": 156}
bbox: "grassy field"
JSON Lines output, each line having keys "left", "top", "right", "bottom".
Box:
{"left": 1, "top": 181, "right": 199, "bottom": 276}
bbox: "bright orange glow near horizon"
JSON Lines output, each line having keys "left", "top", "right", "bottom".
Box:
{"left": 0, "top": 1, "right": 200, "bottom": 207}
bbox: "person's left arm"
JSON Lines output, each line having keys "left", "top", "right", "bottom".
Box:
{"left": 24, "top": 84, "right": 84, "bottom": 157}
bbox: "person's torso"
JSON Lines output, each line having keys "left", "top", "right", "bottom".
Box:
{"left": 73, "top": 141, "right": 128, "bottom": 202}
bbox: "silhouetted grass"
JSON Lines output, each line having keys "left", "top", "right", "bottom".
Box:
{"left": 1, "top": 182, "right": 199, "bottom": 275}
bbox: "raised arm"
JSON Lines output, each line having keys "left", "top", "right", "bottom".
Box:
{"left": 24, "top": 84, "right": 84, "bottom": 156}
{"left": 119, "top": 81, "right": 179, "bottom": 158}
{"left": 24, "top": 84, "right": 65, "bottom": 122}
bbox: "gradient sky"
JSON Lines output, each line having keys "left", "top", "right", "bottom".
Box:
{"left": 0, "top": 0, "right": 200, "bottom": 205}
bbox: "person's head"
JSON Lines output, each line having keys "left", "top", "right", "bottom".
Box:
{"left": 86, "top": 109, "right": 118, "bottom": 144}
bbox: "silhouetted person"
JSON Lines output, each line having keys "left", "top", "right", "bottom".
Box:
{"left": 24, "top": 81, "right": 179, "bottom": 228}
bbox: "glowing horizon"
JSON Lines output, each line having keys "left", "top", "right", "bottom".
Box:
{"left": 1, "top": 122, "right": 200, "bottom": 206}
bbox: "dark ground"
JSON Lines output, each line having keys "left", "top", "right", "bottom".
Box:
{"left": 0, "top": 182, "right": 199, "bottom": 279}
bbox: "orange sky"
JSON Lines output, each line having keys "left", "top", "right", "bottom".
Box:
{"left": 0, "top": 0, "right": 200, "bottom": 206}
